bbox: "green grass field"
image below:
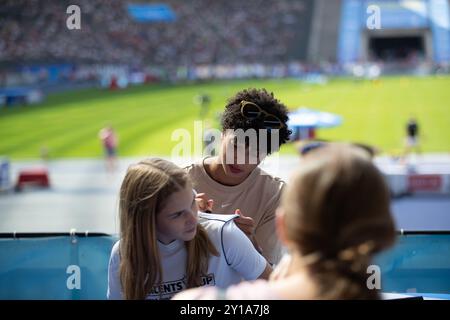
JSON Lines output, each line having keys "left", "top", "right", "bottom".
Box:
{"left": 1, "top": 75, "right": 449, "bottom": 159}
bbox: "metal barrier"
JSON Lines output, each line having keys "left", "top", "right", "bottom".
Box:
{"left": 375, "top": 232, "right": 450, "bottom": 293}
{"left": 0, "top": 232, "right": 449, "bottom": 299}
{"left": 0, "top": 232, "right": 117, "bottom": 300}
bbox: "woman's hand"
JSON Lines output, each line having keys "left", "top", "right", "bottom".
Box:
{"left": 234, "top": 209, "right": 262, "bottom": 254}
{"left": 195, "top": 192, "right": 214, "bottom": 213}
{"left": 234, "top": 209, "right": 255, "bottom": 237}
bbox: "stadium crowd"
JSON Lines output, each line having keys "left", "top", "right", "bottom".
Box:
{"left": 0, "top": 0, "right": 307, "bottom": 66}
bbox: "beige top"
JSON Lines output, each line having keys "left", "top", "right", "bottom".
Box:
{"left": 185, "top": 157, "right": 285, "bottom": 264}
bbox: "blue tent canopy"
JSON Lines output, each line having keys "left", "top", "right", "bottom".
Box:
{"left": 288, "top": 107, "right": 343, "bottom": 129}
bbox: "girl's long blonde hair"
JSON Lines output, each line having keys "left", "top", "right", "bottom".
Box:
{"left": 119, "top": 158, "right": 218, "bottom": 300}
{"left": 283, "top": 144, "right": 396, "bottom": 299}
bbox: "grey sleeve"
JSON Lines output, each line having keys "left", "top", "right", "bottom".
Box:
{"left": 107, "top": 242, "right": 123, "bottom": 300}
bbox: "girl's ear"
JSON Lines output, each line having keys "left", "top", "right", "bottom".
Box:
{"left": 275, "top": 207, "right": 289, "bottom": 246}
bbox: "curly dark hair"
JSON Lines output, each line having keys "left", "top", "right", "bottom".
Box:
{"left": 221, "top": 88, "right": 292, "bottom": 154}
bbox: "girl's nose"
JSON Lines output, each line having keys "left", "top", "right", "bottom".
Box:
{"left": 187, "top": 209, "right": 198, "bottom": 225}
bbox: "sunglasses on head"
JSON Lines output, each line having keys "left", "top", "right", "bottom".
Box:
{"left": 240, "top": 100, "right": 285, "bottom": 130}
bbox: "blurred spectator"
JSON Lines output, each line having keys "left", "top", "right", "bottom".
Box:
{"left": 404, "top": 117, "right": 421, "bottom": 156}
{"left": 196, "top": 93, "right": 211, "bottom": 119}
{"left": 98, "top": 125, "right": 118, "bottom": 172}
